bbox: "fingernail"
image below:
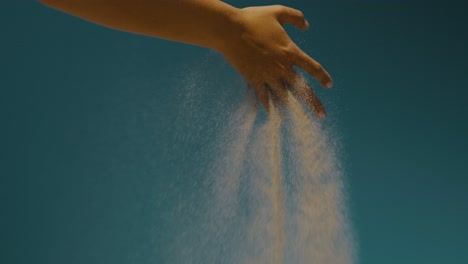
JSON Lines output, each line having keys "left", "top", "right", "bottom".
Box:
{"left": 318, "top": 111, "right": 326, "bottom": 119}
{"left": 326, "top": 81, "right": 333, "bottom": 88}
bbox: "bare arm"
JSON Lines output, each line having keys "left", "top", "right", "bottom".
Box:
{"left": 39, "top": 0, "right": 239, "bottom": 50}
{"left": 40, "top": 0, "right": 333, "bottom": 117}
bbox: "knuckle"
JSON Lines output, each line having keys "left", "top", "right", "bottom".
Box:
{"left": 273, "top": 5, "right": 286, "bottom": 12}
{"left": 314, "top": 63, "right": 324, "bottom": 72}
{"left": 274, "top": 5, "right": 298, "bottom": 16}
{"left": 282, "top": 43, "right": 297, "bottom": 56}
{"left": 296, "top": 10, "right": 304, "bottom": 18}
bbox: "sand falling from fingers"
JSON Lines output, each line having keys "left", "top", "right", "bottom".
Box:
{"left": 283, "top": 90, "right": 355, "bottom": 264}
{"left": 175, "top": 83, "right": 355, "bottom": 263}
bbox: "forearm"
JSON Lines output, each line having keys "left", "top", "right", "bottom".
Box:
{"left": 39, "top": 0, "right": 240, "bottom": 51}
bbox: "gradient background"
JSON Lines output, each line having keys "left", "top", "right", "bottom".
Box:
{"left": 2, "top": 0, "right": 467, "bottom": 263}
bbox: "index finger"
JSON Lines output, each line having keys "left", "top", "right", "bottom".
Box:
{"left": 286, "top": 74, "right": 327, "bottom": 119}
{"left": 295, "top": 49, "right": 333, "bottom": 88}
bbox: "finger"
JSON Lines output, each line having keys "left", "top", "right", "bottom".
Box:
{"left": 274, "top": 5, "right": 309, "bottom": 30}
{"left": 296, "top": 50, "right": 333, "bottom": 88}
{"left": 286, "top": 74, "right": 327, "bottom": 119}
{"left": 250, "top": 82, "right": 270, "bottom": 114}
{"left": 266, "top": 79, "right": 288, "bottom": 108}
{"left": 264, "top": 82, "right": 287, "bottom": 123}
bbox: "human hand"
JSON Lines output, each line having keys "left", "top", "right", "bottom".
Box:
{"left": 217, "top": 5, "right": 333, "bottom": 118}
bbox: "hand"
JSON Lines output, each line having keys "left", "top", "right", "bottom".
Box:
{"left": 217, "top": 5, "right": 333, "bottom": 118}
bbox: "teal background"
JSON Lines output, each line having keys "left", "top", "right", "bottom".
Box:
{"left": 2, "top": 0, "right": 467, "bottom": 263}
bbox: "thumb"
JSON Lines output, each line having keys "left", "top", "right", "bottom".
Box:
{"left": 275, "top": 6, "right": 309, "bottom": 30}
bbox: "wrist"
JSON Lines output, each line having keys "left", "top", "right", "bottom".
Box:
{"left": 208, "top": 4, "right": 244, "bottom": 53}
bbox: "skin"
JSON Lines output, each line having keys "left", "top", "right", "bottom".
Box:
{"left": 39, "top": 0, "right": 333, "bottom": 118}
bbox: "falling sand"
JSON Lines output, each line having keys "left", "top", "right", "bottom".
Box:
{"left": 171, "top": 73, "right": 355, "bottom": 263}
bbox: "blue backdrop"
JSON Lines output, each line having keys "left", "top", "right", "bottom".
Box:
{"left": 2, "top": 1, "right": 467, "bottom": 263}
